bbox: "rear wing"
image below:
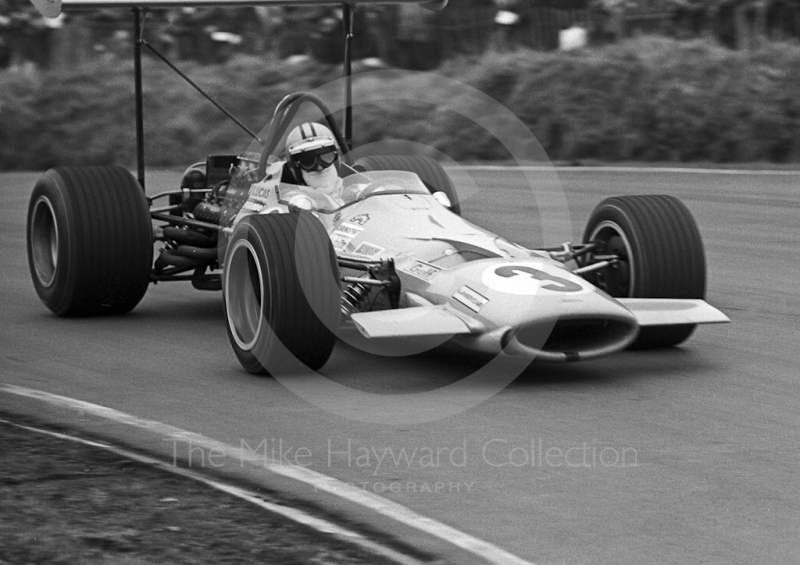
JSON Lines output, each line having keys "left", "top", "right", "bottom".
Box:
{"left": 28, "top": 0, "right": 447, "bottom": 189}
{"left": 31, "top": 0, "right": 447, "bottom": 18}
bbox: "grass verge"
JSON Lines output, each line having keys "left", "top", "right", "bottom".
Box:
{"left": 0, "top": 414, "right": 399, "bottom": 565}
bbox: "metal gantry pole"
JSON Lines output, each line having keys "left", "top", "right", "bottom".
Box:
{"left": 133, "top": 7, "right": 145, "bottom": 190}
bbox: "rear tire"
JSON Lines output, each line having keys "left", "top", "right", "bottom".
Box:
{"left": 355, "top": 155, "right": 461, "bottom": 215}
{"left": 223, "top": 212, "right": 341, "bottom": 375}
{"left": 27, "top": 166, "right": 153, "bottom": 316}
{"left": 581, "top": 195, "right": 706, "bottom": 348}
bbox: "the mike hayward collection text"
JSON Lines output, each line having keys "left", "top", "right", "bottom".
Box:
{"left": 169, "top": 437, "right": 639, "bottom": 472}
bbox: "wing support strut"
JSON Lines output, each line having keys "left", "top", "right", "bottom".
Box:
{"left": 133, "top": 7, "right": 145, "bottom": 189}
{"left": 343, "top": 2, "right": 353, "bottom": 151}
{"left": 130, "top": 7, "right": 263, "bottom": 190}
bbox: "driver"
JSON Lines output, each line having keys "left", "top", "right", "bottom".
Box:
{"left": 283, "top": 122, "right": 354, "bottom": 210}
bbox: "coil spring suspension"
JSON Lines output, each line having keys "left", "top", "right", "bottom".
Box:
{"left": 341, "top": 282, "right": 371, "bottom": 316}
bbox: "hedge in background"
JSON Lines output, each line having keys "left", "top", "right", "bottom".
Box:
{"left": 0, "top": 53, "right": 344, "bottom": 170}
{"left": 2, "top": 37, "right": 800, "bottom": 170}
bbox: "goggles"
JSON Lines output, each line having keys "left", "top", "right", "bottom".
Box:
{"left": 291, "top": 146, "right": 338, "bottom": 172}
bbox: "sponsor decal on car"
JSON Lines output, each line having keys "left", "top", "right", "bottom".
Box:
{"left": 353, "top": 242, "right": 384, "bottom": 258}
{"left": 334, "top": 223, "right": 363, "bottom": 238}
{"left": 248, "top": 181, "right": 273, "bottom": 201}
{"left": 242, "top": 200, "right": 266, "bottom": 213}
{"left": 330, "top": 223, "right": 364, "bottom": 253}
{"left": 453, "top": 285, "right": 489, "bottom": 313}
{"left": 331, "top": 233, "right": 351, "bottom": 252}
{"left": 403, "top": 261, "right": 441, "bottom": 281}
{"left": 348, "top": 213, "right": 370, "bottom": 226}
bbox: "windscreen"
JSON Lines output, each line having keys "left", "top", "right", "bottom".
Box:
{"left": 276, "top": 169, "right": 431, "bottom": 214}
{"left": 344, "top": 170, "right": 430, "bottom": 203}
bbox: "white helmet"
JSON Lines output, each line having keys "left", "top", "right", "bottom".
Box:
{"left": 285, "top": 122, "right": 338, "bottom": 172}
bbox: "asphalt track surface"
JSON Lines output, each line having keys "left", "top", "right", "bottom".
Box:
{"left": 2, "top": 166, "right": 799, "bottom": 564}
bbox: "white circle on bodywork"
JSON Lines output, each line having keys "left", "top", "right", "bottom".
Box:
{"left": 481, "top": 261, "right": 592, "bottom": 296}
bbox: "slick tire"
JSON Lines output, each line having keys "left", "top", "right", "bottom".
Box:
{"left": 355, "top": 155, "right": 461, "bottom": 215}
{"left": 223, "top": 212, "right": 341, "bottom": 375}
{"left": 582, "top": 195, "right": 706, "bottom": 349}
{"left": 27, "top": 166, "right": 153, "bottom": 316}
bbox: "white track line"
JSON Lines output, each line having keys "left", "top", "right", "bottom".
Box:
{"left": 0, "top": 384, "right": 535, "bottom": 565}
{"left": 454, "top": 165, "right": 800, "bottom": 175}
{"left": 0, "top": 417, "right": 422, "bottom": 565}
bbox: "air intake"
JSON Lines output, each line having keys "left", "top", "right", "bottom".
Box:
{"left": 505, "top": 316, "right": 638, "bottom": 362}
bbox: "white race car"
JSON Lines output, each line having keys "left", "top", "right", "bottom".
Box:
{"left": 24, "top": 0, "right": 728, "bottom": 375}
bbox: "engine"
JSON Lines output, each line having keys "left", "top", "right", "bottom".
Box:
{"left": 154, "top": 154, "right": 256, "bottom": 285}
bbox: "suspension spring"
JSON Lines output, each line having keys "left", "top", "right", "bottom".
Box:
{"left": 341, "top": 282, "right": 372, "bottom": 316}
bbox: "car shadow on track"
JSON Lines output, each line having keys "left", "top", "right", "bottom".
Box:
{"left": 26, "top": 290, "right": 225, "bottom": 325}
{"left": 511, "top": 347, "right": 717, "bottom": 388}
{"left": 101, "top": 293, "right": 718, "bottom": 392}
{"left": 323, "top": 337, "right": 718, "bottom": 394}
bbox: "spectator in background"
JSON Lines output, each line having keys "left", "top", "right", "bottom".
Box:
{"left": 272, "top": 6, "right": 311, "bottom": 59}
{"left": 395, "top": 3, "right": 440, "bottom": 70}
{"left": 670, "top": 0, "right": 710, "bottom": 39}
{"left": 491, "top": 0, "right": 525, "bottom": 51}
{"left": 0, "top": 0, "right": 12, "bottom": 68}
{"left": 2, "top": 0, "right": 51, "bottom": 69}
{"left": 169, "top": 9, "right": 201, "bottom": 60}
{"left": 589, "top": 0, "right": 625, "bottom": 45}
{"left": 364, "top": 5, "right": 396, "bottom": 67}
{"left": 252, "top": 6, "right": 279, "bottom": 54}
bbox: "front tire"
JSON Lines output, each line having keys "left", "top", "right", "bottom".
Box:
{"left": 581, "top": 195, "right": 706, "bottom": 348}
{"left": 27, "top": 166, "right": 153, "bottom": 316}
{"left": 223, "top": 212, "right": 341, "bottom": 375}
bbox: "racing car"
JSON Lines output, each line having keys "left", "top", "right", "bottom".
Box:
{"left": 25, "top": 0, "right": 728, "bottom": 375}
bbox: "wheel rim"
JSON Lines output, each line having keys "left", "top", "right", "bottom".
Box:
{"left": 30, "top": 196, "right": 59, "bottom": 288}
{"left": 224, "top": 239, "right": 264, "bottom": 351}
{"left": 588, "top": 220, "right": 635, "bottom": 298}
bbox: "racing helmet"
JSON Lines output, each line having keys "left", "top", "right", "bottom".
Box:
{"left": 285, "top": 122, "right": 339, "bottom": 173}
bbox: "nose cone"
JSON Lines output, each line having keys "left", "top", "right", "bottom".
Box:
{"left": 437, "top": 259, "right": 641, "bottom": 360}
{"left": 502, "top": 291, "right": 640, "bottom": 362}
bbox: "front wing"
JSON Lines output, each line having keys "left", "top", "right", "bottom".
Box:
{"left": 349, "top": 299, "right": 729, "bottom": 339}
